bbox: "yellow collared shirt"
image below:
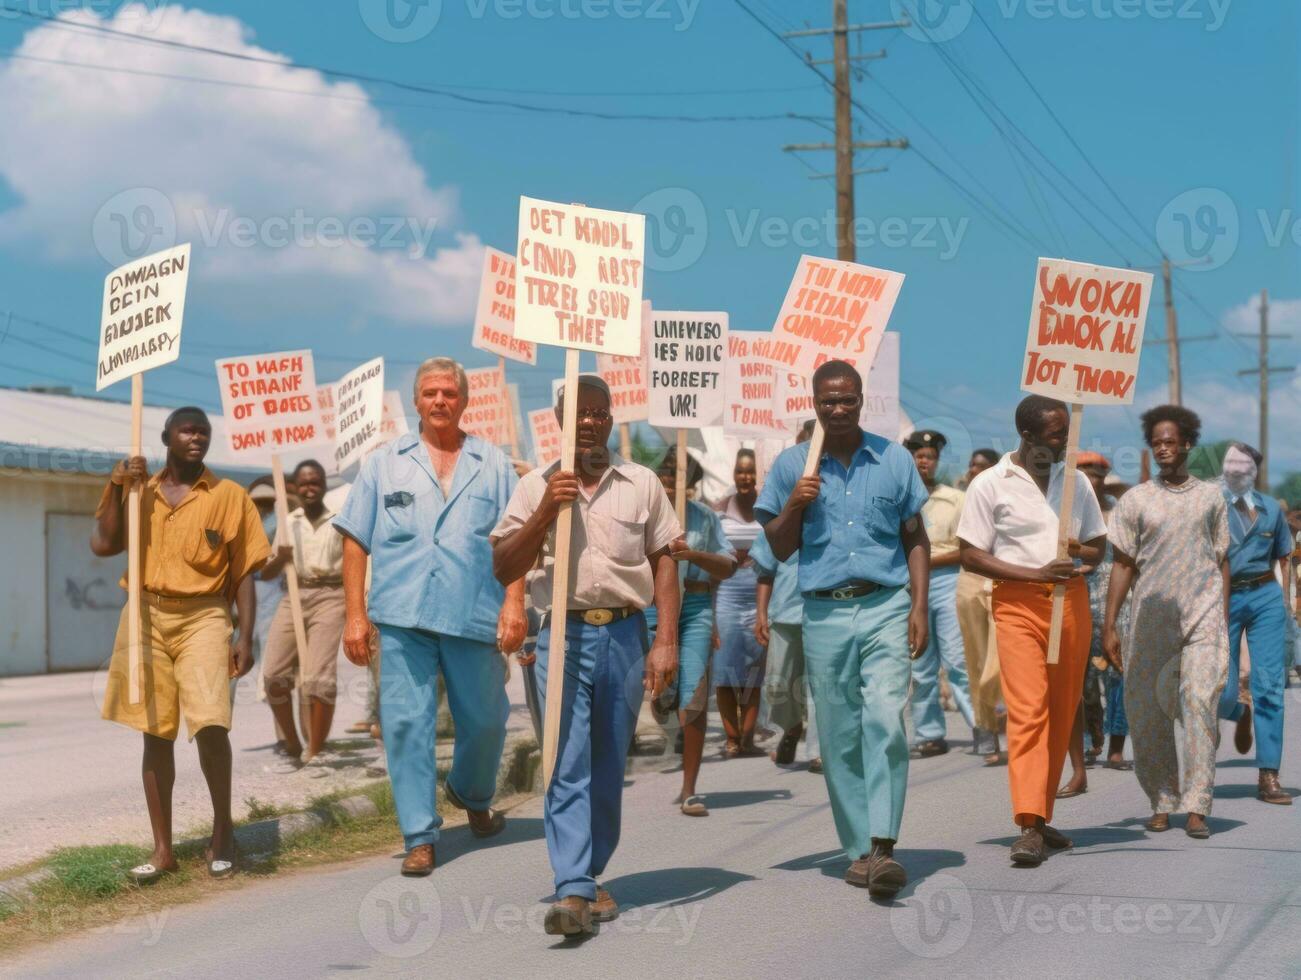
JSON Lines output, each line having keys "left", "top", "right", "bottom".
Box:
{"left": 923, "top": 483, "right": 965, "bottom": 561}
{"left": 97, "top": 467, "right": 271, "bottom": 598}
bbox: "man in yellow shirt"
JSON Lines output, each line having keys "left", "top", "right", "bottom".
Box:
{"left": 93, "top": 406, "right": 271, "bottom": 883}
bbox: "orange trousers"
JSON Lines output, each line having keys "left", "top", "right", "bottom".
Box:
{"left": 992, "top": 578, "right": 1089, "bottom": 826}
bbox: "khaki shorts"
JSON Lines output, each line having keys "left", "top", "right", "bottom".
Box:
{"left": 101, "top": 593, "right": 234, "bottom": 741}
{"left": 261, "top": 584, "right": 347, "bottom": 701}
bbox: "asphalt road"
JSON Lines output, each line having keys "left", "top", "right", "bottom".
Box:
{"left": 10, "top": 710, "right": 1301, "bottom": 979}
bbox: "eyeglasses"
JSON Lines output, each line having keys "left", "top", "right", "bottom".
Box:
{"left": 576, "top": 407, "right": 612, "bottom": 422}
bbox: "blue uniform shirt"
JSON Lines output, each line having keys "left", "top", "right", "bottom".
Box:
{"left": 684, "top": 499, "right": 734, "bottom": 584}
{"left": 333, "top": 432, "right": 518, "bottom": 644}
{"left": 750, "top": 531, "right": 802, "bottom": 625}
{"left": 755, "top": 429, "right": 929, "bottom": 593}
{"left": 1224, "top": 488, "right": 1292, "bottom": 581}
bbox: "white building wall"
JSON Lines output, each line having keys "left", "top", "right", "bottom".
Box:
{"left": 0, "top": 469, "right": 106, "bottom": 677}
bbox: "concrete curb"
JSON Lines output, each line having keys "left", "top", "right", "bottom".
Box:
{"left": 0, "top": 732, "right": 542, "bottom": 910}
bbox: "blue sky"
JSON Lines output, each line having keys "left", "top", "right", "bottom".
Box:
{"left": 0, "top": 0, "right": 1296, "bottom": 478}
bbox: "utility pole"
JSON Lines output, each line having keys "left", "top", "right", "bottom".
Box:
{"left": 1235, "top": 288, "right": 1295, "bottom": 491}
{"left": 781, "top": 7, "right": 909, "bottom": 262}
{"left": 1137, "top": 256, "right": 1215, "bottom": 406}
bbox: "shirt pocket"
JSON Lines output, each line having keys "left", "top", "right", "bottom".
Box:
{"left": 595, "top": 511, "right": 648, "bottom": 566}
{"left": 866, "top": 494, "right": 901, "bottom": 539}
{"left": 381, "top": 490, "right": 419, "bottom": 543}
{"left": 185, "top": 526, "right": 226, "bottom": 576}
{"left": 466, "top": 493, "right": 498, "bottom": 536}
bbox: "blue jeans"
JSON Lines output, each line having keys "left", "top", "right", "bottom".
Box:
{"left": 536, "top": 612, "right": 648, "bottom": 900}
{"left": 909, "top": 568, "right": 974, "bottom": 741}
{"left": 1103, "top": 667, "right": 1128, "bottom": 736}
{"left": 804, "top": 585, "right": 912, "bottom": 853}
{"left": 1218, "top": 581, "right": 1289, "bottom": 771}
{"left": 378, "top": 625, "right": 509, "bottom": 850}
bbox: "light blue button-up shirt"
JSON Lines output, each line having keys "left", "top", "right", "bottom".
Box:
{"left": 755, "top": 429, "right": 929, "bottom": 593}
{"left": 333, "top": 432, "right": 518, "bottom": 644}
{"left": 683, "top": 499, "right": 734, "bottom": 584}
{"left": 750, "top": 530, "right": 802, "bottom": 625}
{"left": 1224, "top": 488, "right": 1291, "bottom": 581}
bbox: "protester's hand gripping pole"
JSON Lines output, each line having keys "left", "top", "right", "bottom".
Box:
{"left": 542, "top": 348, "right": 581, "bottom": 789}
{"left": 270, "top": 454, "right": 310, "bottom": 670}
{"left": 1046, "top": 402, "right": 1083, "bottom": 665}
{"left": 127, "top": 375, "right": 144, "bottom": 705}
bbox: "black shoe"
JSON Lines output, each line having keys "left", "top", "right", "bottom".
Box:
{"left": 914, "top": 738, "right": 949, "bottom": 758}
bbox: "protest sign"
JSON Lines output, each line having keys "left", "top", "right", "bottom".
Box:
{"left": 1021, "top": 258, "right": 1152, "bottom": 405}
{"left": 514, "top": 196, "right": 645, "bottom": 357}
{"left": 596, "top": 299, "right": 652, "bottom": 426}
{"left": 772, "top": 332, "right": 901, "bottom": 435}
{"left": 97, "top": 243, "right": 191, "bottom": 391}
{"left": 216, "top": 350, "right": 321, "bottom": 457}
{"left": 772, "top": 254, "right": 903, "bottom": 374}
{"left": 381, "top": 390, "right": 410, "bottom": 442}
{"left": 724, "top": 330, "right": 794, "bottom": 438}
{"left": 647, "top": 311, "right": 728, "bottom": 428}
{"left": 528, "top": 406, "right": 563, "bottom": 469}
{"left": 461, "top": 365, "right": 511, "bottom": 446}
{"left": 333, "top": 358, "right": 385, "bottom": 473}
{"left": 316, "top": 384, "right": 336, "bottom": 442}
{"left": 473, "top": 246, "right": 537, "bottom": 365}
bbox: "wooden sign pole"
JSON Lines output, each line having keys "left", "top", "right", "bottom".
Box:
{"left": 270, "top": 454, "right": 310, "bottom": 675}
{"left": 541, "top": 348, "right": 581, "bottom": 789}
{"left": 1045, "top": 402, "right": 1083, "bottom": 665}
{"left": 619, "top": 421, "right": 632, "bottom": 461}
{"left": 674, "top": 429, "right": 688, "bottom": 527}
{"left": 500, "top": 356, "right": 521, "bottom": 459}
{"left": 802, "top": 420, "right": 826, "bottom": 478}
{"left": 127, "top": 374, "right": 144, "bottom": 705}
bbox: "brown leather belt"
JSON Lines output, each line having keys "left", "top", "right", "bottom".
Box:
{"left": 684, "top": 581, "right": 713, "bottom": 595}
{"left": 298, "top": 578, "right": 343, "bottom": 589}
{"left": 1230, "top": 572, "right": 1276, "bottom": 593}
{"left": 567, "top": 606, "right": 636, "bottom": 626}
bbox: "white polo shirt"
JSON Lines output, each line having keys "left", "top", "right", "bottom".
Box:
{"left": 956, "top": 452, "right": 1105, "bottom": 569}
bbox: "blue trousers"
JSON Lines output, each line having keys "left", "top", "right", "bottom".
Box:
{"left": 804, "top": 585, "right": 912, "bottom": 854}
{"left": 378, "top": 625, "right": 509, "bottom": 850}
{"left": 1103, "top": 667, "right": 1128, "bottom": 736}
{"left": 537, "top": 612, "right": 647, "bottom": 900}
{"left": 1217, "top": 582, "right": 1289, "bottom": 771}
{"left": 909, "top": 568, "right": 975, "bottom": 740}
{"left": 657, "top": 593, "right": 714, "bottom": 713}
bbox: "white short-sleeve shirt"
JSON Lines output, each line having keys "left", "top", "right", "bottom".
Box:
{"left": 956, "top": 452, "right": 1106, "bottom": 569}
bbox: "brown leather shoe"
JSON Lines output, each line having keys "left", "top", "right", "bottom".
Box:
{"left": 544, "top": 896, "right": 592, "bottom": 936}
{"left": 1234, "top": 704, "right": 1253, "bottom": 755}
{"left": 1041, "top": 824, "right": 1073, "bottom": 850}
{"left": 1010, "top": 827, "right": 1045, "bottom": 867}
{"left": 400, "top": 844, "right": 435, "bottom": 877}
{"left": 591, "top": 886, "right": 619, "bottom": 922}
{"left": 444, "top": 783, "right": 506, "bottom": 839}
{"left": 1258, "top": 769, "right": 1293, "bottom": 805}
{"left": 865, "top": 844, "right": 906, "bottom": 898}
{"left": 845, "top": 855, "right": 871, "bottom": 888}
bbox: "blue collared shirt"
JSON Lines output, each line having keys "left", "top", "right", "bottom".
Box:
{"left": 755, "top": 429, "right": 929, "bottom": 593}
{"left": 684, "top": 499, "right": 734, "bottom": 584}
{"left": 1224, "top": 488, "right": 1291, "bottom": 581}
{"left": 750, "top": 531, "right": 802, "bottom": 625}
{"left": 333, "top": 432, "right": 518, "bottom": 644}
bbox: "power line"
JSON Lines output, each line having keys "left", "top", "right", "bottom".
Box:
{"left": 2, "top": 7, "right": 797, "bottom": 124}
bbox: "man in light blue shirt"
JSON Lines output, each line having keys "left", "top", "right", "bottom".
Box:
{"left": 335, "top": 357, "right": 525, "bottom": 877}
{"left": 756, "top": 359, "right": 931, "bottom": 899}
{"left": 1215, "top": 443, "right": 1294, "bottom": 805}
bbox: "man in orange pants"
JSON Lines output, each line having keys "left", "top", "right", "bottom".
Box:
{"left": 956, "top": 395, "right": 1107, "bottom": 867}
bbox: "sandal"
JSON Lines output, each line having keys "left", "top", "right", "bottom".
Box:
{"left": 1104, "top": 759, "right": 1134, "bottom": 771}
{"left": 678, "top": 794, "right": 709, "bottom": 817}
{"left": 127, "top": 862, "right": 177, "bottom": 885}
{"left": 722, "top": 741, "right": 741, "bottom": 760}
{"left": 808, "top": 757, "right": 823, "bottom": 774}
{"left": 1055, "top": 783, "right": 1087, "bottom": 799}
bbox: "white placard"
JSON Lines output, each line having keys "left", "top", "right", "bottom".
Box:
{"left": 595, "top": 299, "right": 652, "bottom": 424}
{"left": 461, "top": 364, "right": 510, "bottom": 446}
{"left": 647, "top": 311, "right": 727, "bottom": 428}
{"left": 215, "top": 349, "right": 322, "bottom": 458}
{"left": 97, "top": 243, "right": 191, "bottom": 390}
{"left": 528, "top": 406, "right": 563, "bottom": 468}
{"left": 472, "top": 246, "right": 537, "bottom": 365}
{"left": 773, "top": 332, "right": 901, "bottom": 436}
{"left": 333, "top": 357, "right": 385, "bottom": 472}
{"left": 1022, "top": 258, "right": 1151, "bottom": 405}
{"left": 724, "top": 330, "right": 794, "bottom": 438}
{"left": 514, "top": 196, "right": 645, "bottom": 356}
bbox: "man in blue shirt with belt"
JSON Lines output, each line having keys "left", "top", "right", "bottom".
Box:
{"left": 335, "top": 357, "right": 526, "bottom": 876}
{"left": 757, "top": 359, "right": 931, "bottom": 899}
{"left": 1216, "top": 443, "right": 1294, "bottom": 805}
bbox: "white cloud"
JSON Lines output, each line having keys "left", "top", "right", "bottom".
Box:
{"left": 0, "top": 4, "right": 482, "bottom": 325}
